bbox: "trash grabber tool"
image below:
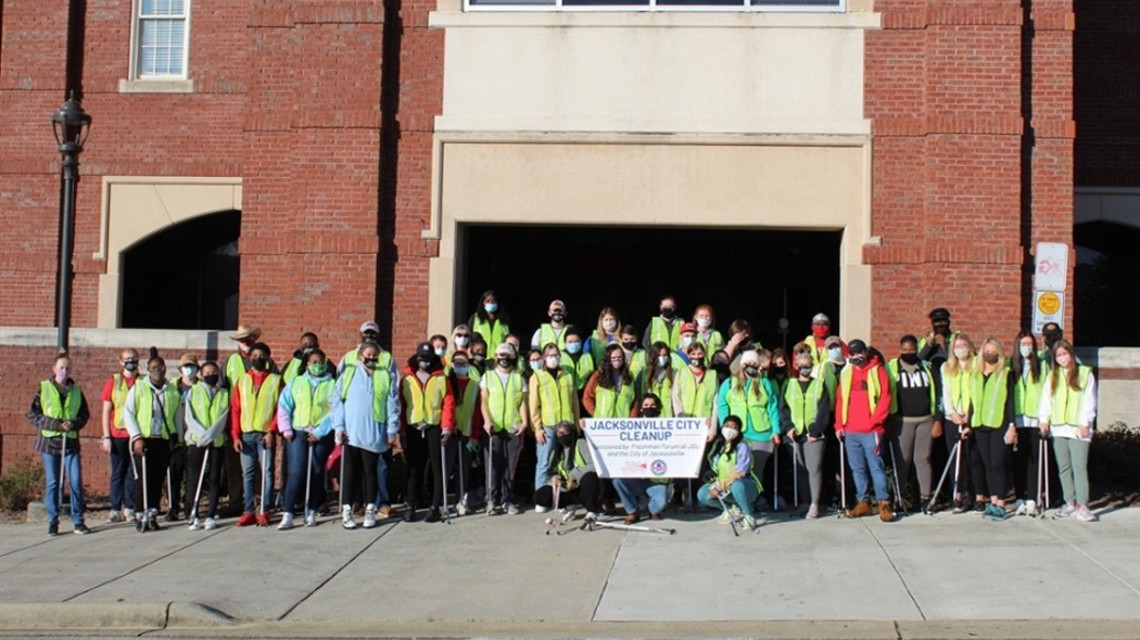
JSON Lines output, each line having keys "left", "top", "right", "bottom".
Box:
{"left": 890, "top": 438, "right": 906, "bottom": 514}
{"left": 59, "top": 433, "right": 67, "bottom": 512}
{"left": 190, "top": 448, "right": 209, "bottom": 523}
{"left": 926, "top": 440, "right": 960, "bottom": 514}
{"left": 838, "top": 434, "right": 848, "bottom": 514}
{"left": 141, "top": 448, "right": 150, "bottom": 532}
{"left": 259, "top": 448, "right": 268, "bottom": 518}
{"left": 304, "top": 439, "right": 313, "bottom": 520}
{"left": 714, "top": 491, "right": 740, "bottom": 537}
{"left": 791, "top": 437, "right": 800, "bottom": 510}
{"left": 590, "top": 520, "right": 676, "bottom": 535}
{"left": 772, "top": 441, "right": 781, "bottom": 511}
{"left": 338, "top": 443, "right": 346, "bottom": 513}
{"left": 440, "top": 440, "right": 451, "bottom": 524}
{"left": 1042, "top": 436, "right": 1052, "bottom": 515}
{"left": 544, "top": 480, "right": 562, "bottom": 535}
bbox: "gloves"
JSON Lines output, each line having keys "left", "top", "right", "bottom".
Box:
{"left": 466, "top": 440, "right": 480, "bottom": 453}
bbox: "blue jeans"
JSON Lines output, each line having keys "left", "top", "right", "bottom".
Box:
{"left": 282, "top": 431, "right": 334, "bottom": 515}
{"left": 42, "top": 448, "right": 84, "bottom": 525}
{"left": 845, "top": 431, "right": 889, "bottom": 502}
{"left": 534, "top": 427, "right": 555, "bottom": 490}
{"left": 698, "top": 479, "right": 758, "bottom": 518}
{"left": 108, "top": 437, "right": 134, "bottom": 512}
{"left": 375, "top": 449, "right": 391, "bottom": 508}
{"left": 613, "top": 478, "right": 669, "bottom": 516}
{"left": 239, "top": 433, "right": 275, "bottom": 514}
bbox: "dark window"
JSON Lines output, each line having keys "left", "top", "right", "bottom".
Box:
{"left": 1075, "top": 221, "right": 1140, "bottom": 347}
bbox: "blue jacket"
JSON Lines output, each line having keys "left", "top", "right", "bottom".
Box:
{"left": 277, "top": 372, "right": 336, "bottom": 440}
{"left": 330, "top": 362, "right": 402, "bottom": 454}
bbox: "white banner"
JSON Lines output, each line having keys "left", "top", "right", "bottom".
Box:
{"left": 582, "top": 417, "right": 707, "bottom": 479}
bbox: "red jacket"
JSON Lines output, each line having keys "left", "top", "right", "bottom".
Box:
{"left": 833, "top": 355, "right": 891, "bottom": 434}
{"left": 400, "top": 366, "right": 456, "bottom": 432}
{"left": 230, "top": 369, "right": 283, "bottom": 441}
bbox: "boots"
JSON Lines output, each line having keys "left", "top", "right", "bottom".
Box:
{"left": 341, "top": 504, "right": 357, "bottom": 529}
{"left": 846, "top": 500, "right": 873, "bottom": 518}
{"left": 879, "top": 501, "right": 896, "bottom": 522}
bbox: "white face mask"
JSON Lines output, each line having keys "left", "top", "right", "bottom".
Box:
{"left": 545, "top": 355, "right": 560, "bottom": 370}
{"left": 721, "top": 428, "right": 740, "bottom": 442}
{"left": 455, "top": 336, "right": 469, "bottom": 348}
{"left": 434, "top": 347, "right": 446, "bottom": 357}
{"left": 697, "top": 317, "right": 712, "bottom": 329}
{"left": 181, "top": 365, "right": 197, "bottom": 379}
{"left": 954, "top": 346, "right": 970, "bottom": 359}
{"left": 602, "top": 319, "right": 617, "bottom": 332}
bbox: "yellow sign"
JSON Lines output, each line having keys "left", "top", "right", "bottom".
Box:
{"left": 1037, "top": 292, "right": 1061, "bottom": 315}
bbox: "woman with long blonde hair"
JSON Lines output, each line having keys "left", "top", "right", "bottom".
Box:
{"left": 940, "top": 332, "right": 978, "bottom": 513}
{"left": 1038, "top": 340, "right": 1097, "bottom": 522}
{"left": 967, "top": 338, "right": 1017, "bottom": 520}
{"left": 717, "top": 349, "right": 781, "bottom": 510}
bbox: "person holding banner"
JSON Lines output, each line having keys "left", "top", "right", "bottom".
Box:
{"left": 28, "top": 352, "right": 91, "bottom": 536}
{"left": 612, "top": 394, "right": 671, "bottom": 524}
{"left": 534, "top": 421, "right": 602, "bottom": 520}
{"left": 583, "top": 344, "right": 637, "bottom": 419}
{"left": 697, "top": 415, "right": 761, "bottom": 531}
{"left": 716, "top": 349, "right": 781, "bottom": 512}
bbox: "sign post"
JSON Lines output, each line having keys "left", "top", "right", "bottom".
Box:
{"left": 1033, "top": 243, "right": 1069, "bottom": 333}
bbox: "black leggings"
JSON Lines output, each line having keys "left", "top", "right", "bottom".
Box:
{"left": 534, "top": 472, "right": 602, "bottom": 513}
{"left": 971, "top": 428, "right": 1008, "bottom": 499}
{"left": 1012, "top": 427, "right": 1042, "bottom": 501}
{"left": 405, "top": 426, "right": 443, "bottom": 509}
{"left": 185, "top": 445, "right": 223, "bottom": 519}
{"left": 133, "top": 438, "right": 170, "bottom": 513}
{"left": 343, "top": 445, "right": 379, "bottom": 507}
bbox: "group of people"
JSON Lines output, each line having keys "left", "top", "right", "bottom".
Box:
{"left": 28, "top": 290, "right": 1099, "bottom": 537}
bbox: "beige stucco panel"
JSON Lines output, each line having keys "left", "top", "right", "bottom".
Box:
{"left": 438, "top": 24, "right": 869, "bottom": 135}
{"left": 428, "top": 140, "right": 871, "bottom": 339}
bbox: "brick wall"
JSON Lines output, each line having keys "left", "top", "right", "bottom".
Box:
{"left": 864, "top": 0, "right": 1075, "bottom": 349}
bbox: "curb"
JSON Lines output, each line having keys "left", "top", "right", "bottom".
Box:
{"left": 0, "top": 601, "right": 236, "bottom": 631}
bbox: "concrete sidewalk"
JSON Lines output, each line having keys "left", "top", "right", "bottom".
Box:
{"left": 0, "top": 505, "right": 1138, "bottom": 638}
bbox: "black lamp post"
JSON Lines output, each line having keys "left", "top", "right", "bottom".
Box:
{"left": 51, "top": 91, "right": 91, "bottom": 352}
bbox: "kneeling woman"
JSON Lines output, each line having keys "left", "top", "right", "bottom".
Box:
{"left": 534, "top": 422, "right": 603, "bottom": 520}
{"left": 698, "top": 415, "right": 762, "bottom": 531}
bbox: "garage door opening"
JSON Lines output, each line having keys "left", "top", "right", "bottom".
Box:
{"left": 458, "top": 224, "right": 842, "bottom": 350}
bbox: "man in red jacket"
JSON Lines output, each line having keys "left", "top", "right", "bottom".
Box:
{"left": 833, "top": 339, "right": 895, "bottom": 522}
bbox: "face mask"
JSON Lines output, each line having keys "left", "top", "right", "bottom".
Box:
{"left": 55, "top": 368, "right": 70, "bottom": 383}
{"left": 850, "top": 355, "right": 866, "bottom": 366}
{"left": 556, "top": 433, "right": 575, "bottom": 448}
{"left": 181, "top": 365, "right": 198, "bottom": 378}
{"left": 123, "top": 361, "right": 139, "bottom": 373}
{"left": 656, "top": 355, "right": 669, "bottom": 367}
{"left": 827, "top": 347, "right": 843, "bottom": 361}
{"left": 484, "top": 302, "right": 498, "bottom": 313}
{"left": 744, "top": 365, "right": 759, "bottom": 377}
{"left": 953, "top": 347, "right": 970, "bottom": 360}
{"left": 239, "top": 342, "right": 252, "bottom": 354}
{"left": 812, "top": 325, "right": 829, "bottom": 339}
{"left": 1019, "top": 345, "right": 1033, "bottom": 358}
{"left": 1055, "top": 354, "right": 1071, "bottom": 367}
{"left": 690, "top": 358, "right": 705, "bottom": 370}
{"left": 496, "top": 358, "right": 513, "bottom": 369}
{"left": 900, "top": 353, "right": 919, "bottom": 365}
{"left": 797, "top": 365, "right": 814, "bottom": 377}
{"left": 454, "top": 365, "right": 469, "bottom": 376}
{"left": 432, "top": 347, "right": 445, "bottom": 357}
{"left": 529, "top": 360, "right": 542, "bottom": 372}
{"left": 641, "top": 407, "right": 661, "bottom": 418}
{"left": 545, "top": 356, "right": 560, "bottom": 370}
{"left": 721, "top": 427, "right": 740, "bottom": 442}
{"left": 621, "top": 341, "right": 637, "bottom": 351}
{"left": 363, "top": 357, "right": 379, "bottom": 370}
{"left": 697, "top": 317, "right": 712, "bottom": 329}
{"left": 251, "top": 357, "right": 268, "bottom": 372}
{"left": 455, "top": 336, "right": 470, "bottom": 348}
{"left": 983, "top": 352, "right": 999, "bottom": 365}
{"left": 611, "top": 359, "right": 624, "bottom": 370}
{"left": 603, "top": 319, "right": 617, "bottom": 332}
{"left": 308, "top": 363, "right": 328, "bottom": 377}
{"left": 150, "top": 370, "right": 165, "bottom": 383}
{"left": 566, "top": 342, "right": 581, "bottom": 355}
{"left": 301, "top": 346, "right": 316, "bottom": 356}
{"left": 418, "top": 359, "right": 433, "bottom": 370}
{"left": 203, "top": 374, "right": 220, "bottom": 386}
{"left": 680, "top": 336, "right": 694, "bottom": 349}
{"left": 551, "top": 313, "right": 565, "bottom": 323}
{"left": 472, "top": 354, "right": 485, "bottom": 364}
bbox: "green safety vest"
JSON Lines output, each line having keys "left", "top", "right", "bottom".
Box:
{"left": 39, "top": 380, "right": 81, "bottom": 439}
{"left": 595, "top": 381, "right": 635, "bottom": 419}
{"left": 942, "top": 364, "right": 973, "bottom": 416}
{"left": 238, "top": 373, "right": 281, "bottom": 433}
{"left": 188, "top": 384, "right": 229, "bottom": 447}
{"left": 225, "top": 353, "right": 247, "bottom": 389}
{"left": 713, "top": 445, "right": 762, "bottom": 492}
{"left": 135, "top": 382, "right": 180, "bottom": 439}
{"left": 723, "top": 379, "right": 773, "bottom": 438}
{"left": 403, "top": 372, "right": 449, "bottom": 426}
{"left": 340, "top": 350, "right": 391, "bottom": 399}
{"left": 886, "top": 359, "right": 937, "bottom": 415}
{"left": 627, "top": 349, "right": 647, "bottom": 382}
{"left": 970, "top": 368, "right": 1010, "bottom": 429}
{"left": 803, "top": 335, "right": 828, "bottom": 365}
{"left": 643, "top": 372, "right": 674, "bottom": 418}
{"left": 589, "top": 333, "right": 617, "bottom": 366}
{"left": 290, "top": 375, "right": 335, "bottom": 428}
{"left": 555, "top": 443, "right": 589, "bottom": 482}
{"left": 110, "top": 373, "right": 133, "bottom": 430}
{"left": 1014, "top": 362, "right": 1048, "bottom": 418}
{"left": 342, "top": 363, "right": 393, "bottom": 423}
{"left": 539, "top": 324, "right": 569, "bottom": 352}
{"left": 784, "top": 376, "right": 825, "bottom": 435}
{"left": 812, "top": 361, "right": 839, "bottom": 405}
{"left": 533, "top": 369, "right": 577, "bottom": 426}
{"left": 282, "top": 357, "right": 304, "bottom": 384}
{"left": 1048, "top": 366, "right": 1092, "bottom": 426}
{"left": 560, "top": 352, "right": 595, "bottom": 392}
{"left": 649, "top": 317, "right": 681, "bottom": 351}
{"left": 698, "top": 330, "right": 724, "bottom": 358}
{"left": 674, "top": 366, "right": 717, "bottom": 418}
{"left": 484, "top": 369, "right": 524, "bottom": 431}
{"left": 838, "top": 364, "right": 883, "bottom": 426}
{"left": 472, "top": 315, "right": 510, "bottom": 351}
{"left": 454, "top": 378, "right": 480, "bottom": 437}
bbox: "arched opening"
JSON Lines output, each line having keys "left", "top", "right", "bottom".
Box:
{"left": 1074, "top": 220, "right": 1140, "bottom": 347}
{"left": 121, "top": 210, "right": 240, "bottom": 329}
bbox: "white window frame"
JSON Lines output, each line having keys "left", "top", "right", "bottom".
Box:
{"left": 464, "top": 0, "right": 844, "bottom": 12}
{"left": 126, "top": 0, "right": 192, "bottom": 85}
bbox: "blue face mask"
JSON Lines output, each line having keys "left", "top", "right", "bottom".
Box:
{"left": 566, "top": 342, "right": 582, "bottom": 355}
{"left": 828, "top": 347, "right": 843, "bottom": 361}
{"left": 529, "top": 360, "right": 542, "bottom": 372}
{"left": 484, "top": 302, "right": 498, "bottom": 313}
{"left": 454, "top": 365, "right": 469, "bottom": 376}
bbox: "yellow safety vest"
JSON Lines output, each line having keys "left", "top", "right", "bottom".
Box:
{"left": 1049, "top": 366, "right": 1092, "bottom": 426}
{"left": 472, "top": 316, "right": 509, "bottom": 351}
{"left": 723, "top": 379, "right": 773, "bottom": 438}
{"left": 340, "top": 350, "right": 392, "bottom": 399}
{"left": 238, "top": 373, "right": 281, "bottom": 433}
{"left": 838, "top": 364, "right": 883, "bottom": 426}
{"left": 539, "top": 324, "right": 569, "bottom": 351}
{"left": 225, "top": 353, "right": 247, "bottom": 389}
{"left": 699, "top": 330, "right": 724, "bottom": 357}
{"left": 110, "top": 373, "right": 132, "bottom": 430}
{"left": 803, "top": 336, "right": 828, "bottom": 365}
{"left": 970, "top": 368, "right": 1010, "bottom": 429}
{"left": 403, "top": 373, "right": 449, "bottom": 426}
{"left": 135, "top": 382, "right": 181, "bottom": 439}
{"left": 785, "top": 377, "right": 825, "bottom": 435}
{"left": 943, "top": 364, "right": 973, "bottom": 416}
{"left": 484, "top": 370, "right": 524, "bottom": 432}
{"left": 560, "top": 352, "right": 595, "bottom": 392}
{"left": 713, "top": 444, "right": 762, "bottom": 492}
{"left": 627, "top": 350, "right": 647, "bottom": 382}
{"left": 649, "top": 317, "right": 681, "bottom": 351}
{"left": 39, "top": 380, "right": 82, "bottom": 439}
{"left": 643, "top": 372, "right": 674, "bottom": 418}
{"left": 454, "top": 378, "right": 480, "bottom": 437}
{"left": 595, "top": 381, "right": 635, "bottom": 419}
{"left": 188, "top": 384, "right": 229, "bottom": 447}
{"left": 555, "top": 443, "right": 589, "bottom": 482}
{"left": 1014, "top": 362, "right": 1048, "bottom": 417}
{"left": 533, "top": 370, "right": 577, "bottom": 427}
{"left": 290, "top": 375, "right": 335, "bottom": 428}
{"left": 282, "top": 357, "right": 304, "bottom": 384}
{"left": 674, "top": 367, "right": 717, "bottom": 418}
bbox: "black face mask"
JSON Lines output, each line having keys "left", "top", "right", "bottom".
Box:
{"left": 203, "top": 374, "right": 220, "bottom": 386}
{"left": 551, "top": 313, "right": 565, "bottom": 323}
{"left": 622, "top": 341, "right": 637, "bottom": 351}
{"left": 660, "top": 308, "right": 676, "bottom": 320}
{"left": 640, "top": 407, "right": 661, "bottom": 418}
{"left": 472, "top": 354, "right": 486, "bottom": 364}
{"left": 690, "top": 359, "right": 705, "bottom": 369}
{"left": 363, "top": 357, "right": 379, "bottom": 369}
{"left": 418, "top": 359, "right": 432, "bottom": 370}
{"left": 900, "top": 353, "right": 919, "bottom": 365}
{"left": 497, "top": 358, "right": 513, "bottom": 369}
{"left": 251, "top": 357, "right": 268, "bottom": 371}
{"left": 123, "top": 361, "right": 139, "bottom": 373}
{"left": 557, "top": 434, "right": 574, "bottom": 448}
{"left": 797, "top": 366, "right": 813, "bottom": 377}
{"left": 744, "top": 366, "right": 759, "bottom": 377}
{"left": 850, "top": 356, "right": 867, "bottom": 367}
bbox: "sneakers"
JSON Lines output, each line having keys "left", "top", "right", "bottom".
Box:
{"left": 742, "top": 515, "right": 757, "bottom": 531}
{"left": 973, "top": 502, "right": 986, "bottom": 514}
{"left": 1057, "top": 502, "right": 1078, "bottom": 518}
{"left": 47, "top": 522, "right": 59, "bottom": 537}
{"left": 1024, "top": 500, "right": 1038, "bottom": 516}
{"left": 135, "top": 513, "right": 145, "bottom": 533}
{"left": 204, "top": 517, "right": 217, "bottom": 530}
{"left": 878, "top": 501, "right": 896, "bottom": 523}
{"left": 805, "top": 504, "right": 820, "bottom": 520}
{"left": 623, "top": 512, "right": 641, "bottom": 525}
{"left": 403, "top": 508, "right": 416, "bottom": 522}
{"left": 718, "top": 509, "right": 733, "bottom": 524}
{"left": 718, "top": 504, "right": 741, "bottom": 523}
{"left": 277, "top": 512, "right": 294, "bottom": 530}
{"left": 146, "top": 509, "right": 161, "bottom": 531}
{"left": 505, "top": 502, "right": 520, "bottom": 515}
{"left": 107, "top": 511, "right": 125, "bottom": 524}
{"left": 378, "top": 506, "right": 391, "bottom": 520}
{"left": 846, "top": 500, "right": 873, "bottom": 518}
{"left": 364, "top": 505, "right": 378, "bottom": 528}
{"left": 983, "top": 504, "right": 1007, "bottom": 521}
{"left": 188, "top": 518, "right": 203, "bottom": 531}
{"left": 1074, "top": 505, "right": 1098, "bottom": 522}
{"left": 123, "top": 509, "right": 135, "bottom": 521}
{"left": 235, "top": 512, "right": 257, "bottom": 527}
{"left": 1014, "top": 499, "right": 1027, "bottom": 516}
{"left": 457, "top": 502, "right": 469, "bottom": 516}
{"left": 559, "top": 507, "right": 574, "bottom": 523}
{"left": 951, "top": 500, "right": 967, "bottom": 514}
{"left": 534, "top": 504, "right": 550, "bottom": 514}
{"left": 342, "top": 505, "right": 358, "bottom": 529}
{"left": 164, "top": 510, "right": 179, "bottom": 522}
{"left": 584, "top": 511, "right": 599, "bottom": 523}
{"left": 424, "top": 508, "right": 441, "bottom": 523}
{"left": 256, "top": 513, "right": 270, "bottom": 527}
{"left": 304, "top": 510, "right": 318, "bottom": 527}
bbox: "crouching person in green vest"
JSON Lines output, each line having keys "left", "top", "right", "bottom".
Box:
{"left": 27, "top": 352, "right": 91, "bottom": 536}
{"left": 124, "top": 351, "right": 182, "bottom": 532}
{"left": 277, "top": 348, "right": 337, "bottom": 529}
{"left": 183, "top": 361, "right": 229, "bottom": 531}
{"left": 698, "top": 415, "right": 762, "bottom": 531}
{"left": 534, "top": 421, "right": 602, "bottom": 521}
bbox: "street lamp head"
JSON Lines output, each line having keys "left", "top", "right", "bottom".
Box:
{"left": 51, "top": 91, "right": 92, "bottom": 150}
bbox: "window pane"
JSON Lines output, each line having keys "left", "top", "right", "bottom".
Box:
{"left": 562, "top": 0, "right": 650, "bottom": 5}
{"left": 141, "top": 0, "right": 185, "bottom": 17}
{"left": 467, "top": 0, "right": 555, "bottom": 5}
{"left": 139, "top": 18, "right": 185, "bottom": 76}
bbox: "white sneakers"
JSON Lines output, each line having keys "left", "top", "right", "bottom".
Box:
{"left": 363, "top": 504, "right": 377, "bottom": 529}
{"left": 506, "top": 502, "right": 520, "bottom": 515}
{"left": 342, "top": 505, "right": 357, "bottom": 529}
{"left": 534, "top": 504, "right": 549, "bottom": 514}
{"left": 204, "top": 517, "right": 217, "bottom": 530}
{"left": 188, "top": 518, "right": 203, "bottom": 531}
{"left": 277, "top": 512, "right": 294, "bottom": 530}
{"left": 304, "top": 510, "right": 317, "bottom": 527}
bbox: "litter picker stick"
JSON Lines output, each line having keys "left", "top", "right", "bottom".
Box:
{"left": 59, "top": 433, "right": 67, "bottom": 511}
{"left": 890, "top": 438, "right": 906, "bottom": 513}
{"left": 839, "top": 434, "right": 847, "bottom": 512}
{"left": 926, "top": 440, "right": 960, "bottom": 514}
{"left": 458, "top": 440, "right": 466, "bottom": 514}
{"left": 304, "top": 440, "right": 313, "bottom": 520}
{"left": 714, "top": 491, "right": 740, "bottom": 537}
{"left": 141, "top": 449, "right": 150, "bottom": 526}
{"left": 190, "top": 448, "right": 209, "bottom": 522}
{"left": 588, "top": 519, "right": 676, "bottom": 535}
{"left": 440, "top": 440, "right": 451, "bottom": 524}
{"left": 792, "top": 437, "right": 799, "bottom": 510}
{"left": 338, "top": 442, "right": 346, "bottom": 513}
{"left": 544, "top": 479, "right": 562, "bottom": 535}
{"left": 773, "top": 440, "right": 780, "bottom": 511}
{"left": 259, "top": 448, "right": 268, "bottom": 517}
{"left": 1043, "top": 436, "right": 1051, "bottom": 513}
{"left": 166, "top": 465, "right": 174, "bottom": 517}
